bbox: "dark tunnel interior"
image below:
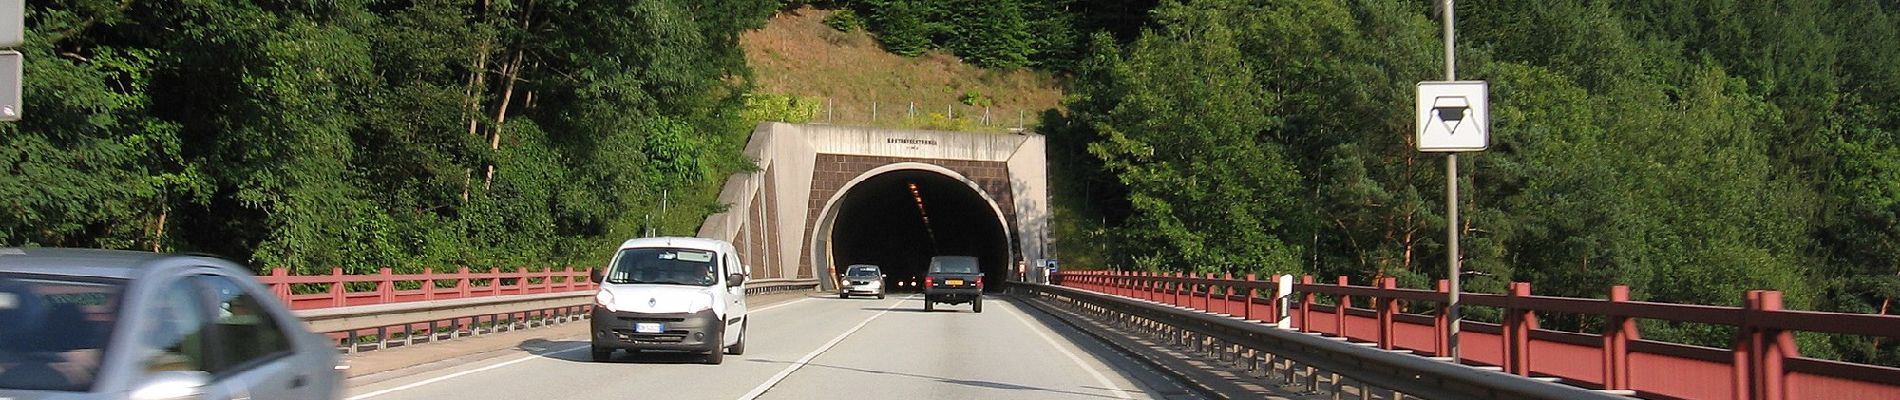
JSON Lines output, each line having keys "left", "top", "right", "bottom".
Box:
{"left": 829, "top": 170, "right": 1011, "bottom": 293}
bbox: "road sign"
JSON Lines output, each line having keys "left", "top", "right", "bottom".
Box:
{"left": 1415, "top": 81, "right": 1488, "bottom": 152}
{"left": 0, "top": 51, "right": 18, "bottom": 121}
{"left": 0, "top": 0, "right": 18, "bottom": 48}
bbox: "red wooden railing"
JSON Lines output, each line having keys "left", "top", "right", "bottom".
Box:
{"left": 1055, "top": 270, "right": 1900, "bottom": 400}
{"left": 259, "top": 266, "right": 598, "bottom": 310}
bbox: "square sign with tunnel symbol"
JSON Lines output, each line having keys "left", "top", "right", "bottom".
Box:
{"left": 1415, "top": 81, "right": 1489, "bottom": 152}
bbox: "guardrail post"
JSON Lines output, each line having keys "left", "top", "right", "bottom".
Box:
{"left": 1218, "top": 272, "right": 1234, "bottom": 315}
{"left": 422, "top": 268, "right": 436, "bottom": 301}
{"left": 269, "top": 267, "right": 290, "bottom": 301}
{"left": 517, "top": 267, "right": 531, "bottom": 295}
{"left": 1736, "top": 290, "right": 1794, "bottom": 400}
{"left": 1244, "top": 273, "right": 1258, "bottom": 321}
{"left": 330, "top": 267, "right": 346, "bottom": 307}
{"left": 1173, "top": 272, "right": 1185, "bottom": 307}
{"left": 1336, "top": 276, "right": 1350, "bottom": 337}
{"left": 1435, "top": 279, "right": 1450, "bottom": 357}
{"left": 1506, "top": 282, "right": 1534, "bottom": 376}
{"left": 1203, "top": 273, "right": 1217, "bottom": 312}
{"left": 456, "top": 266, "right": 471, "bottom": 298}
{"left": 1604, "top": 285, "right": 1634, "bottom": 391}
{"left": 1300, "top": 275, "right": 1315, "bottom": 333}
{"left": 1378, "top": 277, "right": 1397, "bottom": 350}
{"left": 378, "top": 267, "right": 395, "bottom": 304}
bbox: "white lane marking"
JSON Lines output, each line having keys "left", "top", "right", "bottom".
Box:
{"left": 750, "top": 297, "right": 815, "bottom": 314}
{"left": 736, "top": 295, "right": 913, "bottom": 400}
{"left": 1007, "top": 303, "right": 1135, "bottom": 400}
{"left": 346, "top": 344, "right": 590, "bottom": 400}
{"left": 347, "top": 294, "right": 827, "bottom": 399}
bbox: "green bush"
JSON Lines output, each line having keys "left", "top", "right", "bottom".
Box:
{"left": 824, "top": 9, "right": 862, "bottom": 32}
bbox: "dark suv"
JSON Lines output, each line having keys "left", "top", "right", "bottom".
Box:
{"left": 922, "top": 256, "right": 983, "bottom": 312}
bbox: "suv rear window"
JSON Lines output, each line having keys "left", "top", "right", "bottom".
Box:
{"left": 928, "top": 257, "right": 979, "bottom": 274}
{"left": 0, "top": 274, "right": 124, "bottom": 392}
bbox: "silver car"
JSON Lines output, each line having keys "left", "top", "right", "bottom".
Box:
{"left": 0, "top": 248, "right": 344, "bottom": 400}
{"left": 837, "top": 264, "right": 885, "bottom": 299}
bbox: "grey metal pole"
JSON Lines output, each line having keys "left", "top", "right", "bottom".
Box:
{"left": 1442, "top": 0, "right": 1462, "bottom": 363}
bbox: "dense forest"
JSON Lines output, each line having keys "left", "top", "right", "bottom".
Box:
{"left": 0, "top": 0, "right": 806, "bottom": 271}
{"left": 5, "top": 0, "right": 1899, "bottom": 364}
{"left": 823, "top": 0, "right": 1900, "bottom": 364}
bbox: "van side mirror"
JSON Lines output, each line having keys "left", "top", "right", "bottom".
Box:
{"left": 589, "top": 269, "right": 604, "bottom": 284}
{"left": 727, "top": 273, "right": 746, "bottom": 287}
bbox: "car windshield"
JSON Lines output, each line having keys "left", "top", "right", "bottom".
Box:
{"left": 846, "top": 266, "right": 880, "bottom": 277}
{"left": 929, "top": 257, "right": 979, "bottom": 274}
{"left": 605, "top": 248, "right": 719, "bottom": 286}
{"left": 0, "top": 273, "right": 124, "bottom": 392}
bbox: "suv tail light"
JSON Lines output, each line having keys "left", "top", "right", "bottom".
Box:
{"left": 926, "top": 277, "right": 936, "bottom": 287}
{"left": 974, "top": 276, "right": 984, "bottom": 287}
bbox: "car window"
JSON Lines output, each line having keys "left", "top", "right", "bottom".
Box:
{"left": 928, "top": 258, "right": 979, "bottom": 274}
{"left": 196, "top": 275, "right": 293, "bottom": 375}
{"left": 846, "top": 266, "right": 880, "bottom": 276}
{"left": 141, "top": 278, "right": 210, "bottom": 375}
{"left": 606, "top": 248, "right": 718, "bottom": 286}
{"left": 0, "top": 274, "right": 124, "bottom": 392}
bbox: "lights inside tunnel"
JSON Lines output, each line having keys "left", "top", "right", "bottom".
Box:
{"left": 909, "top": 182, "right": 938, "bottom": 250}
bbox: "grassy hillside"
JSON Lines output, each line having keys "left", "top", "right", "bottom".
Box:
{"left": 741, "top": 8, "right": 1063, "bottom": 132}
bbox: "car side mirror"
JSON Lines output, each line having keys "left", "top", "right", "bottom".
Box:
{"left": 727, "top": 273, "right": 745, "bottom": 287}
{"left": 589, "top": 269, "right": 604, "bottom": 284}
{"left": 130, "top": 371, "right": 211, "bottom": 400}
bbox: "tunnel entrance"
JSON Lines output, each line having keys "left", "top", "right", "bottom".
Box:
{"left": 819, "top": 167, "right": 1012, "bottom": 293}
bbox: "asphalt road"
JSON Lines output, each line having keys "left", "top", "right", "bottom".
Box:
{"left": 345, "top": 293, "right": 1192, "bottom": 400}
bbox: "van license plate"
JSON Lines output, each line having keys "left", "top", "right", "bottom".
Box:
{"left": 635, "top": 323, "right": 663, "bottom": 333}
{"left": 947, "top": 279, "right": 964, "bottom": 286}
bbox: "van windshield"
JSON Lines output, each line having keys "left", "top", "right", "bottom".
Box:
{"left": 605, "top": 248, "right": 718, "bottom": 286}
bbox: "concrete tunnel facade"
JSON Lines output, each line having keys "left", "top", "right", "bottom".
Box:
{"left": 697, "top": 123, "right": 1051, "bottom": 291}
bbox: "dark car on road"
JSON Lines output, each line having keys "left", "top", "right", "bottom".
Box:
{"left": 0, "top": 248, "right": 344, "bottom": 400}
{"left": 922, "top": 256, "right": 983, "bottom": 312}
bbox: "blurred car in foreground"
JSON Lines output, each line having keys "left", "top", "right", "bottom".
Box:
{"left": 0, "top": 248, "right": 343, "bottom": 400}
{"left": 838, "top": 264, "right": 885, "bottom": 299}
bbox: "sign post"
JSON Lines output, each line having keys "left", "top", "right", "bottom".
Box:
{"left": 1417, "top": 0, "right": 1486, "bottom": 363}
{"left": 0, "top": 0, "right": 20, "bottom": 122}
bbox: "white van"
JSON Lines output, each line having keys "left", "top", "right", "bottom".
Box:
{"left": 589, "top": 237, "right": 749, "bottom": 364}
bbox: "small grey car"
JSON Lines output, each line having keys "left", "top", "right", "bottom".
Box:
{"left": 0, "top": 248, "right": 344, "bottom": 400}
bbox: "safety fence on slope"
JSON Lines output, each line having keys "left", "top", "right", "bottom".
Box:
{"left": 1055, "top": 270, "right": 1900, "bottom": 400}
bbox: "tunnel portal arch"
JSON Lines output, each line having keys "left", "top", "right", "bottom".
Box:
{"left": 811, "top": 163, "right": 1013, "bottom": 292}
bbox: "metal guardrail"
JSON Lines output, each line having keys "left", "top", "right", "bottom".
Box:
{"left": 1020, "top": 282, "right": 1628, "bottom": 400}
{"left": 744, "top": 278, "right": 821, "bottom": 296}
{"left": 287, "top": 277, "right": 818, "bottom": 353}
{"left": 261, "top": 266, "right": 598, "bottom": 310}
{"left": 1057, "top": 270, "right": 1900, "bottom": 399}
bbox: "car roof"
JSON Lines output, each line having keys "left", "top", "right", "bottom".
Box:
{"left": 0, "top": 247, "right": 181, "bottom": 279}
{"left": 617, "top": 236, "right": 732, "bottom": 253}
